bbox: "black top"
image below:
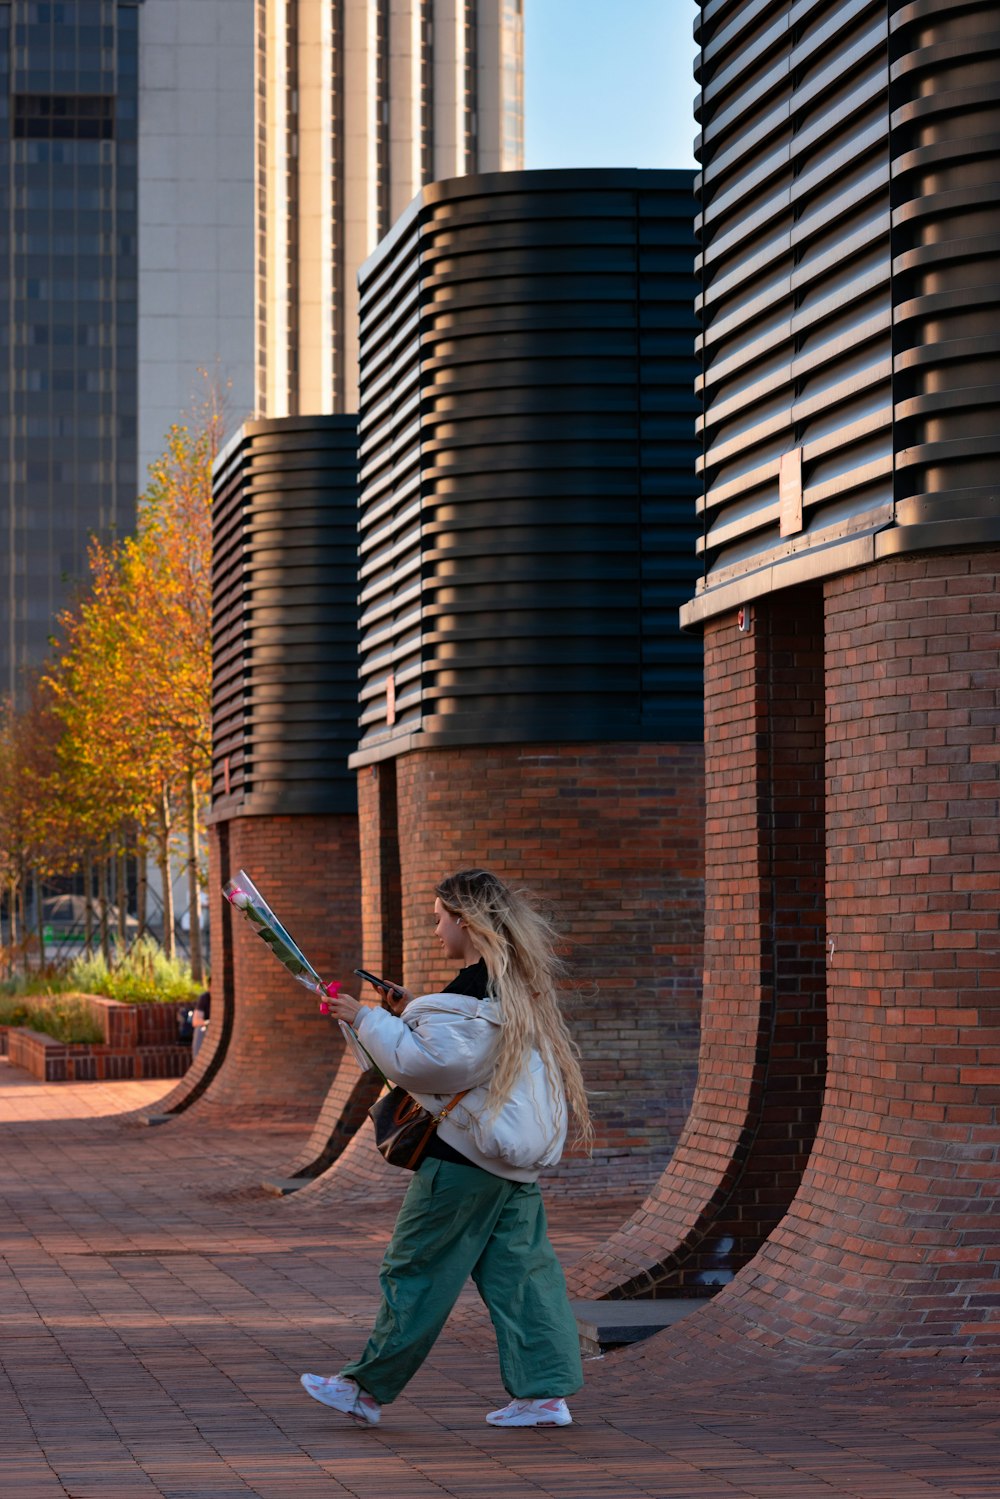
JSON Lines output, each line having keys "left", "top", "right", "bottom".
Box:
{"left": 422, "top": 957, "right": 491, "bottom": 1169}
{"left": 443, "top": 958, "right": 490, "bottom": 1001}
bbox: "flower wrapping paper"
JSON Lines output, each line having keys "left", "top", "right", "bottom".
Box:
{"left": 221, "top": 869, "right": 382, "bottom": 1078}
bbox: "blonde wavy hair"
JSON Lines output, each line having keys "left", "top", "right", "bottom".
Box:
{"left": 435, "top": 869, "right": 593, "bottom": 1151}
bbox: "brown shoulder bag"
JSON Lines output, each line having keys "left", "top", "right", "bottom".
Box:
{"left": 368, "top": 1084, "right": 470, "bottom": 1170}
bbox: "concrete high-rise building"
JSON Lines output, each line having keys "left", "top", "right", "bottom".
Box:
{"left": 136, "top": 0, "right": 254, "bottom": 484}
{"left": 255, "top": 0, "right": 524, "bottom": 417}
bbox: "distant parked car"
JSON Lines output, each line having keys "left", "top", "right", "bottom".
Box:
{"left": 41, "top": 894, "right": 138, "bottom": 943}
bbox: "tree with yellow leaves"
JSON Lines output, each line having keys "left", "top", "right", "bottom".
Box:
{"left": 48, "top": 543, "right": 171, "bottom": 959}
{"left": 47, "top": 408, "right": 219, "bottom": 978}
{"left": 120, "top": 414, "right": 217, "bottom": 977}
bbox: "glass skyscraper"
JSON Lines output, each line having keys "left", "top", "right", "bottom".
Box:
{"left": 0, "top": 0, "right": 139, "bottom": 701}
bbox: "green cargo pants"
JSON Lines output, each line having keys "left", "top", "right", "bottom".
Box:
{"left": 339, "top": 1156, "right": 583, "bottom": 1405}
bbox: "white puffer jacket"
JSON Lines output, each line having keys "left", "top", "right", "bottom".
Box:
{"left": 355, "top": 993, "right": 567, "bottom": 1182}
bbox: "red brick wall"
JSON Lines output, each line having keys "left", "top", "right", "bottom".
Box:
{"left": 383, "top": 740, "right": 706, "bottom": 1185}
{"left": 572, "top": 590, "right": 827, "bottom": 1295}
{"left": 126, "top": 831, "right": 230, "bottom": 1119}
{"left": 686, "top": 552, "right": 1000, "bottom": 1353}
{"left": 194, "top": 812, "right": 361, "bottom": 1118}
{"left": 358, "top": 759, "right": 403, "bottom": 979}
{"left": 282, "top": 1058, "right": 384, "bottom": 1178}
{"left": 275, "top": 774, "right": 401, "bottom": 1178}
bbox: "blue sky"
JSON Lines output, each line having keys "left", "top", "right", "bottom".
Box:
{"left": 523, "top": 0, "right": 699, "bottom": 172}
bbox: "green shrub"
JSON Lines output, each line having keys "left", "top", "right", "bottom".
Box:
{"left": 0, "top": 969, "right": 72, "bottom": 1000}
{"left": 1, "top": 995, "right": 104, "bottom": 1044}
{"left": 0, "top": 995, "right": 32, "bottom": 1028}
{"left": 30, "top": 997, "right": 105, "bottom": 1044}
{"left": 66, "top": 935, "right": 201, "bottom": 1004}
{"left": 1, "top": 936, "right": 203, "bottom": 1006}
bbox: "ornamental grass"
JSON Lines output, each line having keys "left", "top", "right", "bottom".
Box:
{"left": 1, "top": 936, "right": 202, "bottom": 1006}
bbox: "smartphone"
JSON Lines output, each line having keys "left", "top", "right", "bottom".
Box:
{"left": 353, "top": 967, "right": 402, "bottom": 995}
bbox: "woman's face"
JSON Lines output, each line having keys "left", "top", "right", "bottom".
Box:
{"left": 434, "top": 897, "right": 473, "bottom": 962}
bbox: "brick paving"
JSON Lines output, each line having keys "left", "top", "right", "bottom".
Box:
{"left": 2, "top": 1059, "right": 999, "bottom": 1499}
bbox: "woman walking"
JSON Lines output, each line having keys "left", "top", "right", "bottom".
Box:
{"left": 300, "top": 868, "right": 592, "bottom": 1429}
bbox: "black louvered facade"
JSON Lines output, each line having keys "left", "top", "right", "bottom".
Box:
{"left": 351, "top": 168, "right": 701, "bottom": 765}
{"left": 682, "top": 0, "right": 1000, "bottom": 628}
{"left": 210, "top": 416, "right": 359, "bottom": 818}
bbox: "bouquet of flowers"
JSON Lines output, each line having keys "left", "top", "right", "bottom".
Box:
{"left": 222, "top": 870, "right": 383, "bottom": 1079}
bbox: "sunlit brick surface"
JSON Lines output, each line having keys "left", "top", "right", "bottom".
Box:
{"left": 3, "top": 1062, "right": 1000, "bottom": 1495}
{"left": 193, "top": 813, "right": 362, "bottom": 1118}
{"left": 277, "top": 761, "right": 407, "bottom": 1180}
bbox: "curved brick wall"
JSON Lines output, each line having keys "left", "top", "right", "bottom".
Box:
{"left": 303, "top": 740, "right": 704, "bottom": 1195}
{"left": 290, "top": 1120, "right": 410, "bottom": 1204}
{"left": 274, "top": 750, "right": 409, "bottom": 1180}
{"left": 587, "top": 551, "right": 1000, "bottom": 1351}
{"left": 126, "top": 829, "right": 235, "bottom": 1122}
{"left": 572, "top": 593, "right": 828, "bottom": 1295}
{"left": 194, "top": 813, "right": 361, "bottom": 1118}
{"left": 682, "top": 553, "right": 1000, "bottom": 1353}
{"left": 127, "top": 1006, "right": 225, "bottom": 1122}
{"left": 280, "top": 1052, "right": 383, "bottom": 1179}
{"left": 396, "top": 742, "right": 704, "bottom": 1184}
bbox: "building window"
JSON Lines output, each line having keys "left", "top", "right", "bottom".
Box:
{"left": 284, "top": 0, "right": 299, "bottom": 413}
{"left": 11, "top": 92, "right": 116, "bottom": 139}
{"left": 501, "top": 0, "right": 524, "bottom": 169}
{"left": 330, "top": 0, "right": 345, "bottom": 408}
{"left": 420, "top": 0, "right": 434, "bottom": 183}
{"left": 375, "top": 0, "right": 390, "bottom": 239}
{"left": 463, "top": 0, "right": 477, "bottom": 171}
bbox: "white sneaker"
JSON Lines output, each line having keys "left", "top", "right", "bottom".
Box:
{"left": 300, "top": 1372, "right": 381, "bottom": 1426}
{"left": 486, "top": 1396, "right": 572, "bottom": 1427}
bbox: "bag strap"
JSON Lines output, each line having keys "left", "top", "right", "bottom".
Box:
{"left": 433, "top": 1089, "right": 470, "bottom": 1123}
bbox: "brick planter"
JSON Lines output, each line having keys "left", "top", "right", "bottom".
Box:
{"left": 7, "top": 1027, "right": 191, "bottom": 1083}
{"left": 3, "top": 994, "right": 193, "bottom": 1083}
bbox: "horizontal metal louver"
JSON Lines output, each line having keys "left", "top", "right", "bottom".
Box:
{"left": 210, "top": 416, "right": 359, "bottom": 818}
{"left": 684, "top": 0, "right": 894, "bottom": 626}
{"left": 885, "top": 0, "right": 1000, "bottom": 554}
{"left": 353, "top": 168, "right": 703, "bottom": 763}
{"left": 683, "top": 0, "right": 1000, "bottom": 627}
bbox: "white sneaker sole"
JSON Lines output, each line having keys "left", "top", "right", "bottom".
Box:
{"left": 488, "top": 1418, "right": 572, "bottom": 1427}
{"left": 300, "top": 1374, "right": 380, "bottom": 1426}
{"left": 486, "top": 1411, "right": 572, "bottom": 1428}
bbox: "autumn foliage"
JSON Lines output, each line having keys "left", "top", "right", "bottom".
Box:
{"left": 0, "top": 411, "right": 219, "bottom": 980}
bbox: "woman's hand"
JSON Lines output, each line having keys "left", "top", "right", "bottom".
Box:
{"left": 323, "top": 985, "right": 413, "bottom": 1025}
{"left": 324, "top": 990, "right": 363, "bottom": 1026}
{"left": 380, "top": 985, "right": 413, "bottom": 1016}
